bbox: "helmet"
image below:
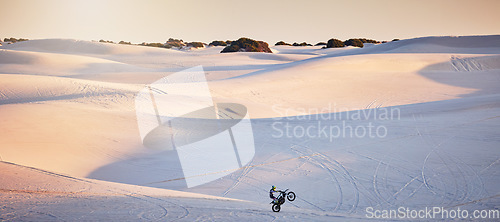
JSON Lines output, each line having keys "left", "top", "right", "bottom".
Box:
{"left": 272, "top": 185, "right": 276, "bottom": 191}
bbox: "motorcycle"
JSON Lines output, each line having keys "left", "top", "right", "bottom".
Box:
{"left": 270, "top": 189, "right": 296, "bottom": 212}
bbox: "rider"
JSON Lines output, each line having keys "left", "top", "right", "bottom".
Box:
{"left": 269, "top": 185, "right": 280, "bottom": 203}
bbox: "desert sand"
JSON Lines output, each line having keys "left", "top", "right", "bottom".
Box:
{"left": 1, "top": 35, "right": 499, "bottom": 220}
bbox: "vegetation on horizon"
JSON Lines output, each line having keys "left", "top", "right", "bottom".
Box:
{"left": 209, "top": 40, "right": 228, "bottom": 46}
{"left": 324, "top": 38, "right": 382, "bottom": 49}
{"left": 99, "top": 39, "right": 114, "bottom": 43}
{"left": 3, "top": 37, "right": 29, "bottom": 43}
{"left": 326, "top": 38, "right": 345, "bottom": 48}
{"left": 293, "top": 42, "right": 312, "bottom": 46}
{"left": 275, "top": 41, "right": 291, "bottom": 46}
{"left": 221, "top": 37, "right": 272, "bottom": 53}
{"left": 186, "top": 41, "right": 205, "bottom": 48}
{"left": 137, "top": 38, "right": 206, "bottom": 49}
{"left": 344, "top": 38, "right": 364, "bottom": 48}
{"left": 1, "top": 36, "right": 396, "bottom": 51}
{"left": 275, "top": 41, "right": 315, "bottom": 46}
{"left": 357, "top": 38, "right": 380, "bottom": 44}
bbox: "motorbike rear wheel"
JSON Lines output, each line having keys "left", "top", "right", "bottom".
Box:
{"left": 272, "top": 204, "right": 281, "bottom": 212}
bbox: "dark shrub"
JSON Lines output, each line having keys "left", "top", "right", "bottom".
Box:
{"left": 326, "top": 38, "right": 344, "bottom": 48}
{"left": 165, "top": 38, "right": 185, "bottom": 48}
{"left": 344, "top": 39, "right": 364, "bottom": 48}
{"left": 221, "top": 44, "right": 241, "bottom": 52}
{"left": 119, "top": 41, "right": 131, "bottom": 45}
{"left": 5, "top": 38, "right": 16, "bottom": 43}
{"left": 142, "top": 42, "right": 166, "bottom": 48}
{"left": 3, "top": 37, "right": 29, "bottom": 43}
{"left": 209, "top": 40, "right": 227, "bottom": 46}
{"left": 225, "top": 40, "right": 233, "bottom": 44}
{"left": 292, "top": 42, "right": 312, "bottom": 46}
{"left": 221, "top": 37, "right": 272, "bottom": 53}
{"left": 99, "top": 39, "right": 114, "bottom": 43}
{"left": 275, "top": 41, "right": 291, "bottom": 46}
{"left": 357, "top": 38, "right": 379, "bottom": 44}
{"left": 392, "top": 39, "right": 400, "bottom": 42}
{"left": 187, "top": 42, "right": 205, "bottom": 48}
{"left": 315, "top": 42, "right": 327, "bottom": 46}
{"left": 154, "top": 43, "right": 166, "bottom": 48}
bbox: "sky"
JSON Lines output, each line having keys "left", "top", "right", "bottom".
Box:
{"left": 1, "top": 0, "right": 499, "bottom": 44}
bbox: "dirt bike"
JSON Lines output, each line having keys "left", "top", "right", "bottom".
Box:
{"left": 270, "top": 189, "right": 296, "bottom": 212}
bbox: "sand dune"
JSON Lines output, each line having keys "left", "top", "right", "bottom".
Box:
{"left": 211, "top": 53, "right": 499, "bottom": 117}
{"left": 0, "top": 49, "right": 150, "bottom": 76}
{"left": 0, "top": 39, "right": 185, "bottom": 55}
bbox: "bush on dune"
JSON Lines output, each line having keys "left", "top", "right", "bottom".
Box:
{"left": 186, "top": 42, "right": 205, "bottom": 48}
{"left": 99, "top": 39, "right": 114, "bottom": 44}
{"left": 326, "top": 38, "right": 344, "bottom": 48}
{"left": 141, "top": 42, "right": 165, "bottom": 48}
{"left": 209, "top": 40, "right": 227, "bottom": 46}
{"left": 275, "top": 41, "right": 291, "bottom": 46}
{"left": 119, "top": 41, "right": 131, "bottom": 45}
{"left": 221, "top": 44, "right": 241, "bottom": 52}
{"left": 292, "top": 42, "right": 312, "bottom": 46}
{"left": 221, "top": 37, "right": 272, "bottom": 53}
{"left": 165, "top": 38, "right": 185, "bottom": 48}
{"left": 324, "top": 37, "right": 382, "bottom": 49}
{"left": 344, "top": 38, "right": 364, "bottom": 48}
{"left": 315, "top": 42, "right": 327, "bottom": 46}
{"left": 357, "top": 38, "right": 380, "bottom": 44}
{"left": 3, "top": 37, "right": 29, "bottom": 43}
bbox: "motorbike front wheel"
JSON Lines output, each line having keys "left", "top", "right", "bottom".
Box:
{"left": 272, "top": 204, "right": 281, "bottom": 212}
{"left": 287, "top": 192, "right": 296, "bottom": 201}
